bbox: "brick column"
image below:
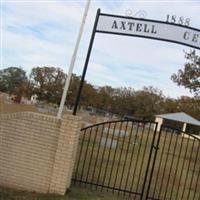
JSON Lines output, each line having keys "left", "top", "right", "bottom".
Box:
{"left": 49, "top": 114, "right": 81, "bottom": 194}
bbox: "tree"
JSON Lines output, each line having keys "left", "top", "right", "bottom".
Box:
{"left": 82, "top": 82, "right": 97, "bottom": 107}
{"left": 161, "top": 98, "right": 178, "bottom": 113}
{"left": 176, "top": 96, "right": 200, "bottom": 120}
{"left": 94, "top": 86, "right": 115, "bottom": 111}
{"left": 110, "top": 87, "right": 136, "bottom": 116}
{"left": 30, "top": 66, "right": 66, "bottom": 104}
{"left": 171, "top": 50, "right": 200, "bottom": 96}
{"left": 133, "top": 86, "right": 164, "bottom": 119}
{"left": 66, "top": 74, "right": 81, "bottom": 108}
{"left": 0, "top": 67, "right": 28, "bottom": 96}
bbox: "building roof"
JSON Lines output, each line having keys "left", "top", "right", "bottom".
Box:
{"left": 156, "top": 112, "right": 200, "bottom": 126}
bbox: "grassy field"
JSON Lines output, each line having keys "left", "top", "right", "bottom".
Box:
{"left": 73, "top": 121, "right": 200, "bottom": 200}
{"left": 0, "top": 186, "right": 128, "bottom": 200}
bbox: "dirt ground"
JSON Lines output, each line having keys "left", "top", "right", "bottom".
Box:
{"left": 0, "top": 100, "right": 37, "bottom": 114}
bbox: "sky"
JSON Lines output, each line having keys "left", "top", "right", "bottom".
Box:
{"left": 1, "top": 0, "right": 200, "bottom": 98}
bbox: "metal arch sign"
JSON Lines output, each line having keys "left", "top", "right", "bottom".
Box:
{"left": 73, "top": 9, "right": 200, "bottom": 115}
{"left": 97, "top": 13, "right": 200, "bottom": 50}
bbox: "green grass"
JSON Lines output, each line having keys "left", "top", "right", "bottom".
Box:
{"left": 0, "top": 186, "right": 128, "bottom": 200}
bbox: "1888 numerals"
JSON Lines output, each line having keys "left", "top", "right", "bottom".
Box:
{"left": 166, "top": 15, "right": 190, "bottom": 26}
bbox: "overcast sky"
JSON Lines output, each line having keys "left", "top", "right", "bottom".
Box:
{"left": 1, "top": 0, "right": 200, "bottom": 98}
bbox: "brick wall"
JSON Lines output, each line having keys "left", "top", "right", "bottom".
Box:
{"left": 0, "top": 112, "right": 81, "bottom": 194}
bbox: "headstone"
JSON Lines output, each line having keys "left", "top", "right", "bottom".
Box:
{"left": 103, "top": 127, "right": 129, "bottom": 137}
{"left": 100, "top": 137, "right": 117, "bottom": 149}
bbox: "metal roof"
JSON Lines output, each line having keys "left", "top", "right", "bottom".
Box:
{"left": 156, "top": 112, "right": 200, "bottom": 126}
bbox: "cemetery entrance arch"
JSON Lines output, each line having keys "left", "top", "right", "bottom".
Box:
{"left": 72, "top": 9, "right": 200, "bottom": 200}
{"left": 73, "top": 8, "right": 200, "bottom": 115}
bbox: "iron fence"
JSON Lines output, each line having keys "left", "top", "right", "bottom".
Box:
{"left": 72, "top": 119, "right": 200, "bottom": 200}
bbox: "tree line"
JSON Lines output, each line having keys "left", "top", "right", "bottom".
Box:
{"left": 0, "top": 50, "right": 199, "bottom": 121}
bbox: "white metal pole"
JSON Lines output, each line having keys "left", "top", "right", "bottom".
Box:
{"left": 57, "top": 0, "right": 91, "bottom": 119}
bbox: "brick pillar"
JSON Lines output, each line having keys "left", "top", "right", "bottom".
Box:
{"left": 49, "top": 114, "right": 81, "bottom": 194}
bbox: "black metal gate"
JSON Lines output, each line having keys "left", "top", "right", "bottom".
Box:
{"left": 72, "top": 119, "right": 200, "bottom": 200}
{"left": 147, "top": 125, "right": 200, "bottom": 200}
